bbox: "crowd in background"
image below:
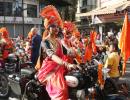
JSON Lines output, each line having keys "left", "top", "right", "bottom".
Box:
{"left": 0, "top": 5, "right": 125, "bottom": 100}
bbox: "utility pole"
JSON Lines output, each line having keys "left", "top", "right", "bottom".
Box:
{"left": 13, "top": 0, "right": 17, "bottom": 38}
{"left": 22, "top": 0, "right": 24, "bottom": 40}
{"left": 3, "top": 0, "right": 6, "bottom": 26}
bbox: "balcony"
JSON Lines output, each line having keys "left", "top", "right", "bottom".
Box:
{"left": 0, "top": 16, "right": 42, "bottom": 24}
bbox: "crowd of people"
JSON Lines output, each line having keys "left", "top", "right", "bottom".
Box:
{"left": 0, "top": 5, "right": 124, "bottom": 100}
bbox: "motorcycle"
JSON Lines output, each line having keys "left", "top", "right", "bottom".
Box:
{"left": 8, "top": 58, "right": 106, "bottom": 100}
{"left": 7, "top": 50, "right": 118, "bottom": 100}
{"left": 8, "top": 67, "right": 50, "bottom": 100}
{"left": 65, "top": 60, "right": 105, "bottom": 100}
{"left": 0, "top": 51, "right": 31, "bottom": 99}
{"left": 0, "top": 60, "right": 10, "bottom": 98}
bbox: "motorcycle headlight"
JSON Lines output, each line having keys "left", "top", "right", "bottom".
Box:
{"left": 65, "top": 76, "right": 79, "bottom": 88}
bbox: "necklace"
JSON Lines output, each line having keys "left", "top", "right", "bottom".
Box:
{"left": 49, "top": 38, "right": 58, "bottom": 51}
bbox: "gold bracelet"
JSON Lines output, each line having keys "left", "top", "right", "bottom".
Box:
{"left": 62, "top": 61, "right": 69, "bottom": 67}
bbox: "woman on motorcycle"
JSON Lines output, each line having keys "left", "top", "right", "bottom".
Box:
{"left": 37, "top": 5, "right": 81, "bottom": 100}
{"left": 71, "top": 30, "right": 84, "bottom": 64}
{"left": 61, "top": 21, "right": 76, "bottom": 64}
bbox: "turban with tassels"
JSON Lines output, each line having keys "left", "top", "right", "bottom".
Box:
{"left": 40, "top": 5, "right": 63, "bottom": 29}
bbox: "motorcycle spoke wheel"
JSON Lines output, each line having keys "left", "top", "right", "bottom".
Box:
{"left": 0, "top": 74, "right": 9, "bottom": 97}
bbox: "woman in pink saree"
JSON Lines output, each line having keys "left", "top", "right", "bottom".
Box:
{"left": 37, "top": 5, "right": 80, "bottom": 100}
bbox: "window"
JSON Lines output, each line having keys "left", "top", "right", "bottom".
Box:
{"left": 27, "top": 4, "right": 37, "bottom": 18}
{"left": 0, "top": 2, "right": 12, "bottom": 16}
{"left": 5, "top": 2, "right": 12, "bottom": 16}
{"left": 82, "top": 0, "right": 87, "bottom": 7}
{"left": 0, "top": 2, "right": 4, "bottom": 16}
{"left": 81, "top": 8, "right": 88, "bottom": 13}
{"left": 13, "top": 2, "right": 22, "bottom": 17}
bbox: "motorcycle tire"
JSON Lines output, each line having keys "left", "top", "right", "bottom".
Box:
{"left": 26, "top": 90, "right": 51, "bottom": 100}
{"left": 0, "top": 73, "right": 10, "bottom": 98}
{"left": 26, "top": 85, "right": 50, "bottom": 100}
{"left": 103, "top": 78, "right": 118, "bottom": 96}
{"left": 95, "top": 86, "right": 105, "bottom": 100}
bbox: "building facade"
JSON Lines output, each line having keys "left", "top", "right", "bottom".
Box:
{"left": 76, "top": 0, "right": 97, "bottom": 31}
{"left": 76, "top": 0, "right": 130, "bottom": 42}
{"left": 0, "top": 0, "right": 42, "bottom": 38}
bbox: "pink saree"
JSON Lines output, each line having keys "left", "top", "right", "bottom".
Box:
{"left": 37, "top": 39, "right": 68, "bottom": 100}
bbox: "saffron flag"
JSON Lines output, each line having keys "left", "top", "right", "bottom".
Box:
{"left": 90, "top": 31, "right": 97, "bottom": 54}
{"left": 84, "top": 31, "right": 97, "bottom": 62}
{"left": 119, "top": 12, "right": 130, "bottom": 75}
{"left": 84, "top": 42, "right": 93, "bottom": 62}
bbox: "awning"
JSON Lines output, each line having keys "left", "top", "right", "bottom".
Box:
{"left": 113, "top": 1, "right": 130, "bottom": 11}
{"left": 76, "top": 1, "right": 130, "bottom": 17}
{"left": 76, "top": 7, "right": 116, "bottom": 17}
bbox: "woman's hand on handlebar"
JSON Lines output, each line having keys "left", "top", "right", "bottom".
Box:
{"left": 66, "top": 63, "right": 82, "bottom": 71}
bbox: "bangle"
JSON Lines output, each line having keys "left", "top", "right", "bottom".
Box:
{"left": 62, "top": 61, "right": 69, "bottom": 67}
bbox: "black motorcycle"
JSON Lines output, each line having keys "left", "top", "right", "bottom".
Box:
{"left": 65, "top": 62, "right": 105, "bottom": 100}
{"left": 8, "top": 67, "right": 50, "bottom": 100}
{"left": 8, "top": 59, "right": 105, "bottom": 100}
{"left": 7, "top": 55, "right": 118, "bottom": 100}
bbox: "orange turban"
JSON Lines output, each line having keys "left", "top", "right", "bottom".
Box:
{"left": 40, "top": 5, "right": 63, "bottom": 29}
{"left": 0, "top": 27, "right": 9, "bottom": 38}
{"left": 63, "top": 21, "right": 74, "bottom": 32}
{"left": 73, "top": 31, "right": 81, "bottom": 38}
{"left": 71, "top": 23, "right": 81, "bottom": 38}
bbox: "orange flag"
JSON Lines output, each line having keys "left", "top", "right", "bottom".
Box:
{"left": 84, "top": 31, "right": 97, "bottom": 63}
{"left": 119, "top": 12, "right": 130, "bottom": 75}
{"left": 84, "top": 42, "right": 93, "bottom": 62}
{"left": 90, "top": 31, "right": 97, "bottom": 54}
